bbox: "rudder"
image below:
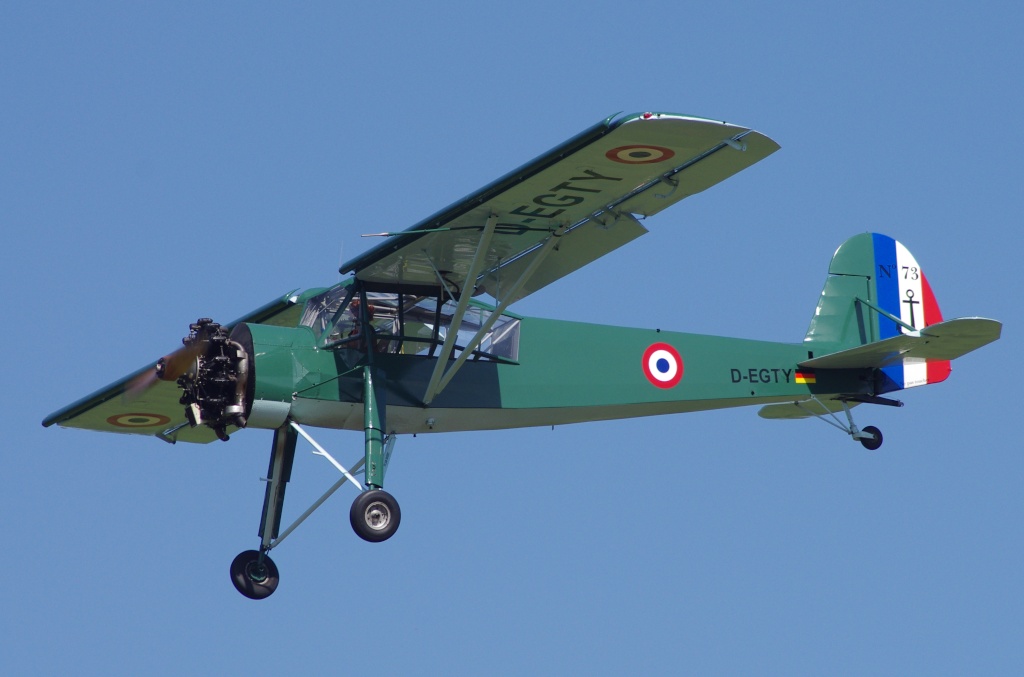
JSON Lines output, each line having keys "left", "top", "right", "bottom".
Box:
{"left": 804, "top": 233, "right": 951, "bottom": 390}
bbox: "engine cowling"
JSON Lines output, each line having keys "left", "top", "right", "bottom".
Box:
{"left": 164, "top": 319, "right": 326, "bottom": 440}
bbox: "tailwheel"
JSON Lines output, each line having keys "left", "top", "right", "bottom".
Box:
{"left": 230, "top": 550, "right": 279, "bottom": 600}
{"left": 793, "top": 397, "right": 896, "bottom": 452}
{"left": 858, "top": 425, "right": 883, "bottom": 451}
{"left": 350, "top": 489, "right": 401, "bottom": 542}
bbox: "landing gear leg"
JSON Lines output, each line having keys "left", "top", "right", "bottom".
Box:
{"left": 351, "top": 366, "right": 401, "bottom": 542}
{"left": 839, "top": 401, "right": 883, "bottom": 450}
{"left": 230, "top": 423, "right": 295, "bottom": 600}
{"left": 363, "top": 365, "right": 385, "bottom": 489}
{"left": 258, "top": 423, "right": 297, "bottom": 552}
{"left": 795, "top": 397, "right": 885, "bottom": 450}
{"left": 228, "top": 414, "right": 401, "bottom": 597}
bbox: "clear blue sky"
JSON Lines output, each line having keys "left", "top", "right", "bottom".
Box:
{"left": 3, "top": 2, "right": 1020, "bottom": 675}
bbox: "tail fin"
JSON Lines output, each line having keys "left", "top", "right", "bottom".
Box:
{"left": 803, "top": 233, "right": 999, "bottom": 392}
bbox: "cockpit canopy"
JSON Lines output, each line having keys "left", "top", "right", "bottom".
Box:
{"left": 299, "top": 282, "right": 520, "bottom": 362}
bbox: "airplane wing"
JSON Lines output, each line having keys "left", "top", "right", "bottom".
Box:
{"left": 42, "top": 290, "right": 309, "bottom": 443}
{"left": 341, "top": 112, "right": 779, "bottom": 303}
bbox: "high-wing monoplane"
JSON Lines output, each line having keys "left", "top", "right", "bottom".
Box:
{"left": 44, "top": 112, "right": 1002, "bottom": 599}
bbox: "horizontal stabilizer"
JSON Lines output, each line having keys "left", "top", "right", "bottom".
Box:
{"left": 800, "top": 317, "right": 1001, "bottom": 370}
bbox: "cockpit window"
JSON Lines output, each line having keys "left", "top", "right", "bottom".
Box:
{"left": 300, "top": 285, "right": 520, "bottom": 362}
{"left": 299, "top": 284, "right": 355, "bottom": 337}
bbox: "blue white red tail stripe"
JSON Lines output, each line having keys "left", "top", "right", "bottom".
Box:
{"left": 872, "top": 234, "right": 951, "bottom": 389}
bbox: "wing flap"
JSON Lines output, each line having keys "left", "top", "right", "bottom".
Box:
{"left": 800, "top": 317, "right": 1001, "bottom": 369}
{"left": 478, "top": 213, "right": 648, "bottom": 302}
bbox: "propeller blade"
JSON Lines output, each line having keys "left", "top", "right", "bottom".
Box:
{"left": 123, "top": 336, "right": 207, "bottom": 399}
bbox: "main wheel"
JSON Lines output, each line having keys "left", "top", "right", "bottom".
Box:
{"left": 350, "top": 489, "right": 401, "bottom": 542}
{"left": 230, "top": 550, "right": 279, "bottom": 600}
{"left": 859, "top": 425, "right": 883, "bottom": 451}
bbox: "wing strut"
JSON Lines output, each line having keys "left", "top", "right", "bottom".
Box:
{"left": 423, "top": 224, "right": 562, "bottom": 405}
{"left": 421, "top": 214, "right": 498, "bottom": 403}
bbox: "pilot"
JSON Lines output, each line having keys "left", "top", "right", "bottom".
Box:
{"left": 347, "top": 299, "right": 374, "bottom": 350}
{"left": 347, "top": 300, "right": 390, "bottom": 352}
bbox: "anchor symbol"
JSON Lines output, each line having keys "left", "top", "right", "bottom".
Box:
{"left": 902, "top": 289, "right": 920, "bottom": 329}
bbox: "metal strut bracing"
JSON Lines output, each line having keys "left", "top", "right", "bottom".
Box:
{"left": 422, "top": 217, "right": 563, "bottom": 405}
{"left": 256, "top": 420, "right": 395, "bottom": 553}
{"left": 419, "top": 160, "right": 719, "bottom": 406}
{"left": 793, "top": 397, "right": 873, "bottom": 441}
{"left": 421, "top": 214, "right": 497, "bottom": 404}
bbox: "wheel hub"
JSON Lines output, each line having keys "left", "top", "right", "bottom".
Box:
{"left": 245, "top": 561, "right": 269, "bottom": 583}
{"left": 364, "top": 502, "right": 391, "bottom": 531}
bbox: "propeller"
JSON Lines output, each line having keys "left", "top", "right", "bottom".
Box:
{"left": 123, "top": 318, "right": 250, "bottom": 443}
{"left": 124, "top": 320, "right": 218, "bottom": 398}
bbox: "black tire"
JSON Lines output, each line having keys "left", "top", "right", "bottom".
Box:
{"left": 859, "top": 425, "right": 883, "bottom": 451}
{"left": 230, "top": 550, "right": 279, "bottom": 600}
{"left": 350, "top": 489, "right": 401, "bottom": 542}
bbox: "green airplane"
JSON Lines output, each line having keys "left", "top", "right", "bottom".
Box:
{"left": 43, "top": 113, "right": 1001, "bottom": 599}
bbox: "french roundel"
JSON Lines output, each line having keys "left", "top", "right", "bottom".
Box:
{"left": 642, "top": 343, "right": 684, "bottom": 388}
{"left": 106, "top": 413, "right": 172, "bottom": 428}
{"left": 605, "top": 145, "right": 676, "bottom": 164}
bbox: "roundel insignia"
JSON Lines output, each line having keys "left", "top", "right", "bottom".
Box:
{"left": 605, "top": 145, "right": 676, "bottom": 164}
{"left": 107, "top": 413, "right": 172, "bottom": 428}
{"left": 642, "top": 343, "right": 684, "bottom": 388}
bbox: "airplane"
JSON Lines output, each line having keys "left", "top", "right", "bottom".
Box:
{"left": 43, "top": 112, "right": 1002, "bottom": 599}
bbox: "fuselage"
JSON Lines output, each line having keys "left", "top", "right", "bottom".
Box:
{"left": 241, "top": 316, "right": 867, "bottom": 435}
